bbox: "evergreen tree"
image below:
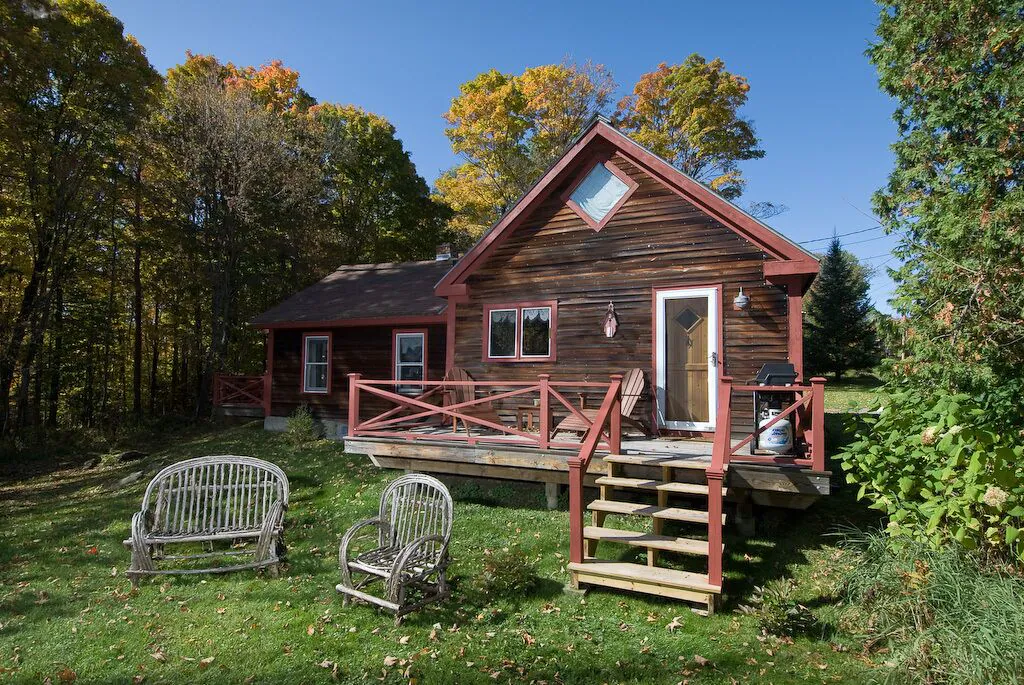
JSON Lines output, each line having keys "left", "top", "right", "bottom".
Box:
{"left": 804, "top": 238, "right": 878, "bottom": 379}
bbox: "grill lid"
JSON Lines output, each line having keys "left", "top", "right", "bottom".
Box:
{"left": 753, "top": 362, "right": 798, "bottom": 386}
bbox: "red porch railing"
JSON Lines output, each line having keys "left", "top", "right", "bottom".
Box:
{"left": 567, "top": 376, "right": 623, "bottom": 565}
{"left": 706, "top": 375, "right": 826, "bottom": 586}
{"left": 347, "top": 373, "right": 623, "bottom": 453}
{"left": 212, "top": 373, "right": 269, "bottom": 415}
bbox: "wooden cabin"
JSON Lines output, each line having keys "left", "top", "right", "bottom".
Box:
{"left": 236, "top": 117, "right": 828, "bottom": 613}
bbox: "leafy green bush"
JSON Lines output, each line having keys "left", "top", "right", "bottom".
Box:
{"left": 841, "top": 531, "right": 1024, "bottom": 685}
{"left": 471, "top": 547, "right": 538, "bottom": 599}
{"left": 839, "top": 384, "right": 1024, "bottom": 562}
{"left": 286, "top": 405, "right": 323, "bottom": 445}
{"left": 738, "top": 578, "right": 817, "bottom": 637}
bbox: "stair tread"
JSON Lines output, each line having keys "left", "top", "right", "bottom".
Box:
{"left": 604, "top": 453, "right": 713, "bottom": 470}
{"left": 595, "top": 475, "right": 727, "bottom": 496}
{"left": 588, "top": 499, "right": 723, "bottom": 524}
{"left": 583, "top": 525, "right": 712, "bottom": 555}
{"left": 569, "top": 559, "right": 720, "bottom": 593}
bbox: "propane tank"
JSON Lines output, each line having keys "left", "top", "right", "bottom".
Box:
{"left": 759, "top": 408, "right": 793, "bottom": 454}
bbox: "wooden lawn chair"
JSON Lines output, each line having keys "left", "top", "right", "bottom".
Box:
{"left": 441, "top": 367, "right": 505, "bottom": 435}
{"left": 554, "top": 368, "right": 648, "bottom": 435}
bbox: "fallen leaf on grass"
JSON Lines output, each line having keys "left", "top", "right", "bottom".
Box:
{"left": 383, "top": 656, "right": 399, "bottom": 667}
{"left": 666, "top": 616, "right": 684, "bottom": 632}
{"left": 198, "top": 656, "right": 214, "bottom": 670}
{"left": 399, "top": 635, "right": 410, "bottom": 645}
{"left": 306, "top": 624, "right": 315, "bottom": 636}
{"left": 150, "top": 649, "right": 166, "bottom": 662}
{"left": 216, "top": 608, "right": 226, "bottom": 615}
{"left": 522, "top": 632, "right": 535, "bottom": 646}
{"left": 692, "top": 655, "right": 711, "bottom": 667}
{"left": 57, "top": 666, "right": 77, "bottom": 682}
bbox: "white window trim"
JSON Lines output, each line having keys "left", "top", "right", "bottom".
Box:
{"left": 519, "top": 306, "right": 552, "bottom": 358}
{"left": 302, "top": 334, "right": 330, "bottom": 394}
{"left": 654, "top": 287, "right": 719, "bottom": 432}
{"left": 487, "top": 308, "right": 518, "bottom": 359}
{"left": 394, "top": 331, "right": 426, "bottom": 395}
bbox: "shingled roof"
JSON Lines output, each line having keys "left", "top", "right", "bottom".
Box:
{"left": 252, "top": 260, "right": 452, "bottom": 328}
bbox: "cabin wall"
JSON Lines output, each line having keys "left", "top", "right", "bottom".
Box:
{"left": 269, "top": 324, "right": 446, "bottom": 421}
{"left": 452, "top": 151, "right": 790, "bottom": 431}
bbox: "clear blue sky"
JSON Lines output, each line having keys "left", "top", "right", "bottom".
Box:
{"left": 103, "top": 0, "right": 901, "bottom": 310}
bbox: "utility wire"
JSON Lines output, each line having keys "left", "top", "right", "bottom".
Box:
{"left": 799, "top": 224, "right": 884, "bottom": 245}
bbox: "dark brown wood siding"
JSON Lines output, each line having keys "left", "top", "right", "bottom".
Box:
{"left": 453, "top": 151, "right": 789, "bottom": 430}
{"left": 270, "top": 324, "right": 446, "bottom": 420}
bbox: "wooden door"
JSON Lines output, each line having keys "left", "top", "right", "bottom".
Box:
{"left": 655, "top": 288, "right": 718, "bottom": 431}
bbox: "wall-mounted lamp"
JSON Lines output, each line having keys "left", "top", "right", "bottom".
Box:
{"left": 733, "top": 287, "right": 750, "bottom": 311}
{"left": 602, "top": 302, "right": 618, "bottom": 338}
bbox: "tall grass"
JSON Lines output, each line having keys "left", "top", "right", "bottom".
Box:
{"left": 840, "top": 531, "right": 1024, "bottom": 685}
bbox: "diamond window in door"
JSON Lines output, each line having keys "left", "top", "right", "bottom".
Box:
{"left": 674, "top": 307, "right": 702, "bottom": 332}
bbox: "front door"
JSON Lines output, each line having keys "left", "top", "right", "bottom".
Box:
{"left": 655, "top": 287, "right": 719, "bottom": 431}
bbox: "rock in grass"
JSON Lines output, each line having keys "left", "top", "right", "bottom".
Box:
{"left": 116, "top": 450, "right": 147, "bottom": 463}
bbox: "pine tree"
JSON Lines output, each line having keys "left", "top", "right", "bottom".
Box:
{"left": 804, "top": 238, "right": 878, "bottom": 380}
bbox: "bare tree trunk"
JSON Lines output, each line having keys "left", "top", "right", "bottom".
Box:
{"left": 170, "top": 333, "right": 179, "bottom": 412}
{"left": 84, "top": 343, "right": 94, "bottom": 428}
{"left": 47, "top": 286, "right": 63, "bottom": 428}
{"left": 149, "top": 297, "right": 160, "bottom": 414}
{"left": 132, "top": 239, "right": 143, "bottom": 421}
{"left": 0, "top": 240, "right": 49, "bottom": 434}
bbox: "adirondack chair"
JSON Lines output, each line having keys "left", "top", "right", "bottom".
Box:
{"left": 441, "top": 367, "right": 505, "bottom": 435}
{"left": 125, "top": 456, "right": 289, "bottom": 588}
{"left": 336, "top": 474, "right": 453, "bottom": 624}
{"left": 555, "top": 368, "right": 648, "bottom": 435}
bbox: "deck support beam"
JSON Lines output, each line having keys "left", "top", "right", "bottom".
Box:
{"left": 545, "top": 482, "right": 560, "bottom": 510}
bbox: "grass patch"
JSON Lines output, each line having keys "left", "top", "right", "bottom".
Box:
{"left": 840, "top": 532, "right": 1024, "bottom": 685}
{"left": 823, "top": 374, "right": 884, "bottom": 413}
{"left": 0, "top": 422, "right": 877, "bottom": 683}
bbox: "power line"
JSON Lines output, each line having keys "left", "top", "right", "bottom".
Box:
{"left": 799, "top": 224, "right": 884, "bottom": 245}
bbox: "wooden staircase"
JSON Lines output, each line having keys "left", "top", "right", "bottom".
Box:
{"left": 568, "top": 453, "right": 726, "bottom": 615}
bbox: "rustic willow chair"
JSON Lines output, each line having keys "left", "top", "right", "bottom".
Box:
{"left": 125, "top": 456, "right": 289, "bottom": 588}
{"left": 336, "top": 474, "right": 453, "bottom": 624}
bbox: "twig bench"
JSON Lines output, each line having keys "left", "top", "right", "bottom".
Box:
{"left": 125, "top": 456, "right": 289, "bottom": 588}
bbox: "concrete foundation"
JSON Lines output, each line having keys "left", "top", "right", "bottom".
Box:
{"left": 264, "top": 415, "right": 347, "bottom": 440}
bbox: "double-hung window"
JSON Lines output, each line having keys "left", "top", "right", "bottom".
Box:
{"left": 302, "top": 333, "right": 330, "bottom": 393}
{"left": 483, "top": 302, "right": 557, "bottom": 362}
{"left": 393, "top": 330, "right": 426, "bottom": 394}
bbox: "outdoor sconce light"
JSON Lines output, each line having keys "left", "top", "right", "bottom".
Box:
{"left": 602, "top": 302, "right": 618, "bottom": 338}
{"left": 733, "top": 287, "right": 750, "bottom": 311}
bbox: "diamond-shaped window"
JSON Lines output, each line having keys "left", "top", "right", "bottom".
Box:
{"left": 675, "top": 308, "right": 702, "bottom": 332}
{"left": 569, "top": 163, "right": 630, "bottom": 225}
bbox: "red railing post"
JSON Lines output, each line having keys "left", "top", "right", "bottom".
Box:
{"left": 347, "top": 373, "right": 361, "bottom": 437}
{"left": 707, "top": 375, "right": 732, "bottom": 589}
{"left": 568, "top": 456, "right": 584, "bottom": 564}
{"left": 538, "top": 374, "right": 551, "bottom": 449}
{"left": 213, "top": 373, "right": 222, "bottom": 407}
{"left": 608, "top": 374, "right": 623, "bottom": 455}
{"left": 810, "top": 377, "right": 826, "bottom": 471}
{"left": 706, "top": 471, "right": 724, "bottom": 587}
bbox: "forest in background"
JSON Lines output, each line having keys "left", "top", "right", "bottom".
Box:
{"left": 2, "top": 0, "right": 792, "bottom": 443}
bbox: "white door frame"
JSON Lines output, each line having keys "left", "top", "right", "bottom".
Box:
{"left": 654, "top": 286, "right": 719, "bottom": 431}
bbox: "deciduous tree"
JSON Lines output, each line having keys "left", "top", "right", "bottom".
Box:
{"left": 615, "top": 55, "right": 764, "bottom": 201}
{"left": 438, "top": 61, "right": 615, "bottom": 236}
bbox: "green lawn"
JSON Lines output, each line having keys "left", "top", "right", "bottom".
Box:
{"left": 822, "top": 374, "right": 884, "bottom": 413}
{"left": 1, "top": 423, "right": 879, "bottom": 684}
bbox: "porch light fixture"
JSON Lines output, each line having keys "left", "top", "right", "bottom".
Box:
{"left": 602, "top": 302, "right": 618, "bottom": 338}
{"left": 733, "top": 287, "right": 750, "bottom": 311}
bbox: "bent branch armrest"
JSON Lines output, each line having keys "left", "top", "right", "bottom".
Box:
{"left": 255, "top": 501, "right": 286, "bottom": 563}
{"left": 129, "top": 511, "right": 155, "bottom": 573}
{"left": 388, "top": 535, "right": 447, "bottom": 584}
{"left": 338, "top": 518, "right": 391, "bottom": 564}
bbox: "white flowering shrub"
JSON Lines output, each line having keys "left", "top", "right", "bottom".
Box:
{"left": 840, "top": 386, "right": 1024, "bottom": 562}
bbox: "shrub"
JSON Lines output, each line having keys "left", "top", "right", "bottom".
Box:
{"left": 839, "top": 384, "right": 1024, "bottom": 562}
{"left": 286, "top": 405, "right": 323, "bottom": 445}
{"left": 841, "top": 531, "right": 1024, "bottom": 685}
{"left": 738, "top": 578, "right": 817, "bottom": 637}
{"left": 471, "top": 547, "right": 538, "bottom": 599}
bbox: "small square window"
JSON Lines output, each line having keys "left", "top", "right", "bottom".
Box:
{"left": 569, "top": 163, "right": 630, "bottom": 225}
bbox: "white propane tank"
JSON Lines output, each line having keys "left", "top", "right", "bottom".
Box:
{"left": 759, "top": 408, "right": 793, "bottom": 454}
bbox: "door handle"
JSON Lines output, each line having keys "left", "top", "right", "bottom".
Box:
{"left": 710, "top": 352, "right": 719, "bottom": 366}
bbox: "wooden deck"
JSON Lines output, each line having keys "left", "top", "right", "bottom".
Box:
{"left": 343, "top": 433, "right": 831, "bottom": 503}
